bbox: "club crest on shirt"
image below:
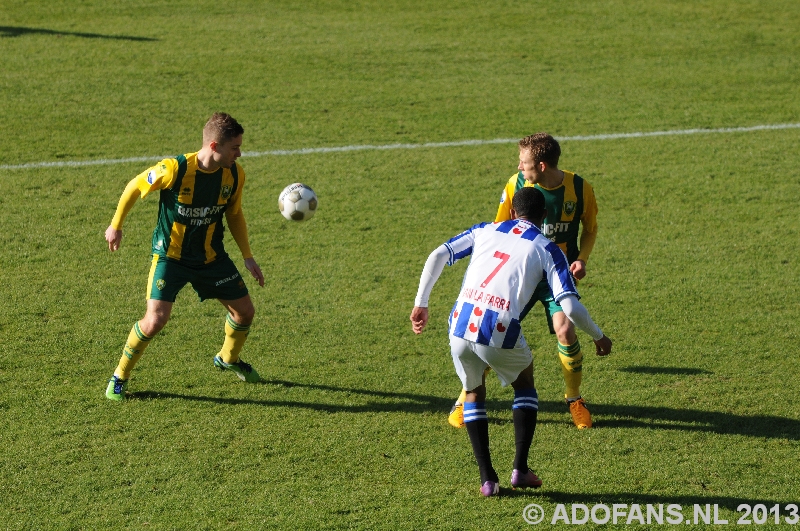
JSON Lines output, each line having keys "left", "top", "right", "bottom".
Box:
{"left": 563, "top": 201, "right": 576, "bottom": 216}
{"left": 147, "top": 170, "right": 156, "bottom": 184}
{"left": 220, "top": 185, "right": 233, "bottom": 200}
{"left": 499, "top": 190, "right": 507, "bottom": 204}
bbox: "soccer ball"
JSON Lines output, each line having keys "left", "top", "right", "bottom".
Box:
{"left": 278, "top": 183, "right": 318, "bottom": 221}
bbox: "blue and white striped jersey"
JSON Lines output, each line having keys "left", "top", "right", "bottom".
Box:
{"left": 444, "top": 219, "right": 578, "bottom": 348}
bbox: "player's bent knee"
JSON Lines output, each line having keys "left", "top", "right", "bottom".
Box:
{"left": 140, "top": 315, "right": 168, "bottom": 336}
{"left": 511, "top": 373, "right": 535, "bottom": 390}
{"left": 511, "top": 364, "right": 535, "bottom": 389}
{"left": 552, "top": 310, "right": 575, "bottom": 335}
{"left": 142, "top": 299, "right": 173, "bottom": 335}
{"left": 231, "top": 305, "right": 255, "bottom": 326}
{"left": 222, "top": 296, "right": 255, "bottom": 326}
{"left": 555, "top": 323, "right": 576, "bottom": 344}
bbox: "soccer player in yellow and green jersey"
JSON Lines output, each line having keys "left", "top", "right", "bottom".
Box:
{"left": 103, "top": 113, "right": 266, "bottom": 400}
{"left": 449, "top": 133, "right": 605, "bottom": 430}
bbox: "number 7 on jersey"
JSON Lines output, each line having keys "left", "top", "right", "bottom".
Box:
{"left": 480, "top": 251, "right": 510, "bottom": 288}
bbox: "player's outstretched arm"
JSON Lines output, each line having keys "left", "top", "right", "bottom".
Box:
{"left": 244, "top": 257, "right": 265, "bottom": 288}
{"left": 410, "top": 306, "right": 429, "bottom": 334}
{"left": 224, "top": 209, "right": 262, "bottom": 287}
{"left": 411, "top": 244, "right": 450, "bottom": 334}
{"left": 575, "top": 180, "right": 598, "bottom": 274}
{"left": 106, "top": 177, "right": 145, "bottom": 252}
{"left": 558, "top": 295, "right": 612, "bottom": 356}
{"left": 225, "top": 209, "right": 254, "bottom": 260}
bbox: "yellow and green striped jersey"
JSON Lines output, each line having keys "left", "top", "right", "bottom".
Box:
{"left": 131, "top": 153, "right": 246, "bottom": 265}
{"left": 495, "top": 170, "right": 598, "bottom": 264}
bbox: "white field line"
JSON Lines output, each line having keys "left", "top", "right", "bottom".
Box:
{"left": 2, "top": 123, "right": 799, "bottom": 171}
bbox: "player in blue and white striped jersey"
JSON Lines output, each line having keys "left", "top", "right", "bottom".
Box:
{"left": 410, "top": 187, "right": 612, "bottom": 497}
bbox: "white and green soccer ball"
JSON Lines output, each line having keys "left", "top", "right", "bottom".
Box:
{"left": 278, "top": 183, "right": 318, "bottom": 221}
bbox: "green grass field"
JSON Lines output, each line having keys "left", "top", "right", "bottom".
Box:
{"left": 1, "top": 1, "right": 800, "bottom": 529}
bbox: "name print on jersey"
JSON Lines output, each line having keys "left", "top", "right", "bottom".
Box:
{"left": 541, "top": 222, "right": 572, "bottom": 239}
{"left": 176, "top": 204, "right": 226, "bottom": 225}
{"left": 177, "top": 205, "right": 226, "bottom": 218}
{"left": 460, "top": 288, "right": 511, "bottom": 312}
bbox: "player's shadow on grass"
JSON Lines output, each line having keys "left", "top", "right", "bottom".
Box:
{"left": 617, "top": 366, "right": 713, "bottom": 375}
{"left": 535, "top": 399, "right": 800, "bottom": 440}
{"left": 130, "top": 379, "right": 800, "bottom": 440}
{"left": 0, "top": 26, "right": 158, "bottom": 41}
{"left": 130, "top": 379, "right": 455, "bottom": 415}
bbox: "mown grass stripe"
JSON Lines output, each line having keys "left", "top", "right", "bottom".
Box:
{"left": 2, "top": 123, "right": 798, "bottom": 171}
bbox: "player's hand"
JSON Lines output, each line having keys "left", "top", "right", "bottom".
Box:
{"left": 244, "top": 257, "right": 265, "bottom": 287}
{"left": 105, "top": 225, "right": 123, "bottom": 252}
{"left": 410, "top": 306, "right": 429, "bottom": 334}
{"left": 570, "top": 259, "right": 587, "bottom": 280}
{"left": 594, "top": 335, "right": 612, "bottom": 356}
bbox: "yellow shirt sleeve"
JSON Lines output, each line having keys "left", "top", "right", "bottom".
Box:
{"left": 577, "top": 179, "right": 598, "bottom": 263}
{"left": 225, "top": 209, "right": 253, "bottom": 260}
{"left": 109, "top": 159, "right": 178, "bottom": 229}
{"left": 226, "top": 162, "right": 245, "bottom": 216}
{"left": 136, "top": 158, "right": 178, "bottom": 199}
{"left": 224, "top": 162, "right": 253, "bottom": 259}
{"left": 494, "top": 176, "right": 517, "bottom": 222}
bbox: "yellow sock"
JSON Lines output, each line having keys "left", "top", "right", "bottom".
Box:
{"left": 558, "top": 340, "right": 583, "bottom": 400}
{"left": 114, "top": 322, "right": 153, "bottom": 380}
{"left": 217, "top": 314, "right": 250, "bottom": 364}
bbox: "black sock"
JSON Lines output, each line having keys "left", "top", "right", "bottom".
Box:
{"left": 512, "top": 408, "right": 538, "bottom": 472}
{"left": 464, "top": 402, "right": 497, "bottom": 483}
{"left": 512, "top": 388, "right": 539, "bottom": 472}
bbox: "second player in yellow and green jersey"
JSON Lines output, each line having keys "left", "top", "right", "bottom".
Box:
{"left": 495, "top": 170, "right": 597, "bottom": 264}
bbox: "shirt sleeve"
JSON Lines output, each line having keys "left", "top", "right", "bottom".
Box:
{"left": 558, "top": 295, "right": 604, "bottom": 340}
{"left": 225, "top": 208, "right": 254, "bottom": 259}
{"left": 109, "top": 159, "right": 178, "bottom": 229}
{"left": 135, "top": 158, "right": 178, "bottom": 198}
{"left": 414, "top": 222, "right": 489, "bottom": 305}
{"left": 443, "top": 222, "right": 489, "bottom": 265}
{"left": 414, "top": 244, "right": 450, "bottom": 307}
{"left": 577, "top": 179, "right": 598, "bottom": 263}
{"left": 494, "top": 178, "right": 515, "bottom": 222}
{"left": 225, "top": 162, "right": 246, "bottom": 216}
{"left": 224, "top": 163, "right": 252, "bottom": 258}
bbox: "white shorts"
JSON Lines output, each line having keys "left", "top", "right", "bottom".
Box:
{"left": 449, "top": 334, "right": 533, "bottom": 390}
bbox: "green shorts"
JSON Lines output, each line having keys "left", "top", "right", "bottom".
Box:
{"left": 146, "top": 254, "right": 249, "bottom": 302}
{"left": 530, "top": 279, "right": 565, "bottom": 335}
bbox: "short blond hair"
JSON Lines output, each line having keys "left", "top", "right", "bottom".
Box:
{"left": 203, "top": 112, "right": 244, "bottom": 145}
{"left": 518, "top": 133, "right": 560, "bottom": 167}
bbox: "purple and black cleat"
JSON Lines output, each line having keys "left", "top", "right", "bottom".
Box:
{"left": 510, "top": 469, "right": 543, "bottom": 489}
{"left": 480, "top": 480, "right": 500, "bottom": 497}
